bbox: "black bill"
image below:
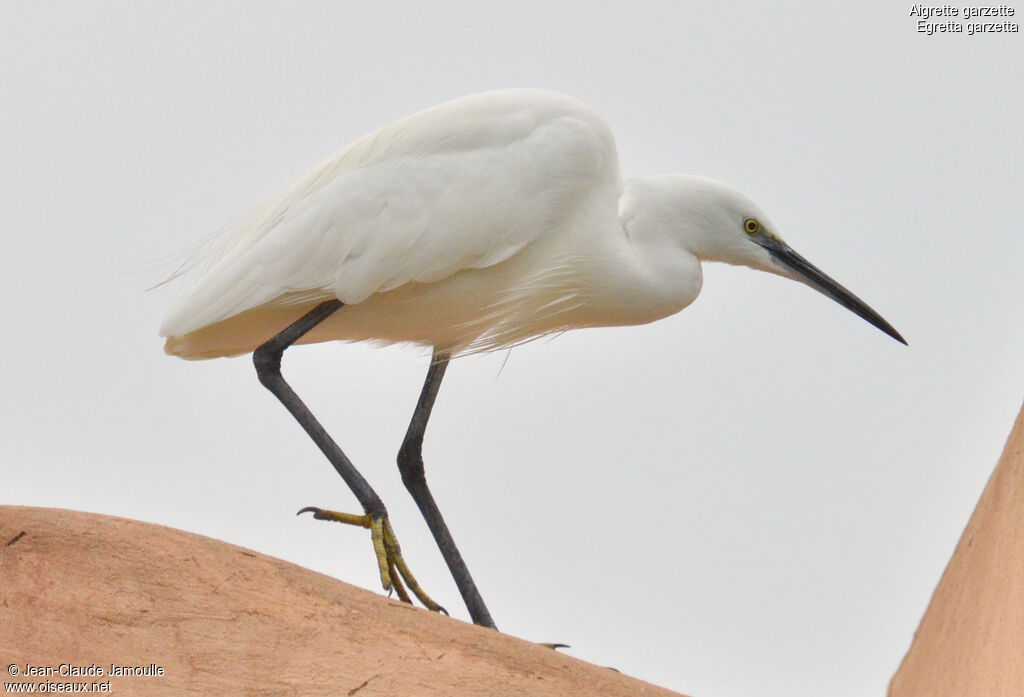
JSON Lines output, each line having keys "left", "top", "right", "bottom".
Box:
{"left": 764, "top": 239, "right": 907, "bottom": 345}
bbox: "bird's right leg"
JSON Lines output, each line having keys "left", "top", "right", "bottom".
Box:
{"left": 397, "top": 351, "right": 497, "bottom": 629}
{"left": 252, "top": 299, "right": 443, "bottom": 613}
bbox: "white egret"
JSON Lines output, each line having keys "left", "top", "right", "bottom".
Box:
{"left": 160, "top": 89, "right": 905, "bottom": 630}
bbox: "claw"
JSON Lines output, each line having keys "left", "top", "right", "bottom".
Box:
{"left": 299, "top": 506, "right": 445, "bottom": 615}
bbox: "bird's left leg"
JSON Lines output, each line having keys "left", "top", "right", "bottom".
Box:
{"left": 297, "top": 507, "right": 441, "bottom": 611}
{"left": 253, "top": 299, "right": 443, "bottom": 613}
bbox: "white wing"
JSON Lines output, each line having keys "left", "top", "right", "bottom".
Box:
{"left": 160, "top": 89, "right": 620, "bottom": 340}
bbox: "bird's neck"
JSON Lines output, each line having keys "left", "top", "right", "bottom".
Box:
{"left": 620, "top": 176, "right": 731, "bottom": 263}
{"left": 568, "top": 205, "right": 704, "bottom": 329}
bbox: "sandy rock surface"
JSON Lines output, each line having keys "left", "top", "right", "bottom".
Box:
{"left": 0, "top": 506, "right": 683, "bottom": 696}
{"left": 4, "top": 403, "right": 1022, "bottom": 695}
{"left": 889, "top": 403, "right": 1024, "bottom": 697}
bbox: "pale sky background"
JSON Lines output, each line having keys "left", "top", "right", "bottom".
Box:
{"left": 2, "top": 2, "right": 1022, "bottom": 696}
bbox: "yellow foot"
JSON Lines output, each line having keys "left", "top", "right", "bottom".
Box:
{"left": 297, "top": 506, "right": 446, "bottom": 615}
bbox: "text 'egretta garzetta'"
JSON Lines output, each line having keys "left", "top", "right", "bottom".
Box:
{"left": 161, "top": 89, "right": 905, "bottom": 630}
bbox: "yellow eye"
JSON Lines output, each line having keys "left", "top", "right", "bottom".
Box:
{"left": 744, "top": 218, "right": 760, "bottom": 235}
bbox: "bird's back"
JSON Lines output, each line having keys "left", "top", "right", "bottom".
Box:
{"left": 161, "top": 89, "right": 621, "bottom": 359}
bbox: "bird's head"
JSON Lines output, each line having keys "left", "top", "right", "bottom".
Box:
{"left": 621, "top": 174, "right": 906, "bottom": 344}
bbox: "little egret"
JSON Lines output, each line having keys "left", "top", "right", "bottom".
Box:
{"left": 161, "top": 89, "right": 905, "bottom": 630}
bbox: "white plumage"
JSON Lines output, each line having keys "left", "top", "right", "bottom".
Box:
{"left": 158, "top": 88, "right": 903, "bottom": 628}
{"left": 162, "top": 90, "right": 628, "bottom": 357}
{"left": 161, "top": 88, "right": 903, "bottom": 359}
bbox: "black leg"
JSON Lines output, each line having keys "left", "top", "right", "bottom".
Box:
{"left": 398, "top": 351, "right": 497, "bottom": 629}
{"left": 253, "top": 300, "right": 386, "bottom": 519}
{"left": 254, "top": 300, "right": 445, "bottom": 612}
